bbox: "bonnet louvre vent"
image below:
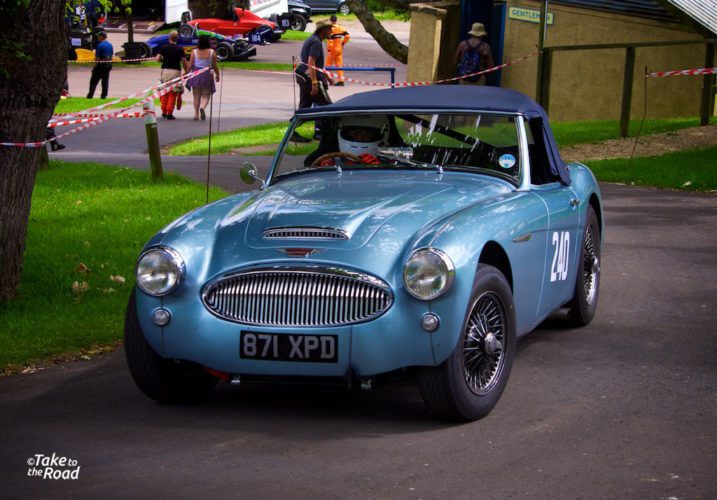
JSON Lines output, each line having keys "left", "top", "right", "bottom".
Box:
{"left": 262, "top": 227, "right": 348, "bottom": 240}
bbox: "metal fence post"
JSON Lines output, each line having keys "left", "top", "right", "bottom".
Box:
{"left": 620, "top": 47, "right": 636, "bottom": 138}
{"left": 144, "top": 96, "right": 163, "bottom": 181}
{"left": 700, "top": 42, "right": 715, "bottom": 126}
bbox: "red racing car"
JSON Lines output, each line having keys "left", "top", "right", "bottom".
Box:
{"left": 183, "top": 8, "right": 283, "bottom": 43}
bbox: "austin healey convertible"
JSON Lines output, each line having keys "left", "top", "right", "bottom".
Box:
{"left": 125, "top": 86, "right": 603, "bottom": 421}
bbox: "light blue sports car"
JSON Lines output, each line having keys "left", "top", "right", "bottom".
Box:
{"left": 125, "top": 86, "right": 603, "bottom": 421}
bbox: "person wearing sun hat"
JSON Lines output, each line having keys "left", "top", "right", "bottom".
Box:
{"left": 454, "top": 22, "right": 495, "bottom": 85}
{"left": 295, "top": 19, "right": 334, "bottom": 138}
{"left": 296, "top": 19, "right": 334, "bottom": 106}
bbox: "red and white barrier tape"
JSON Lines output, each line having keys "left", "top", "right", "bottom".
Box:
{"left": 48, "top": 112, "right": 144, "bottom": 128}
{"left": 68, "top": 56, "right": 157, "bottom": 64}
{"left": 298, "top": 50, "right": 539, "bottom": 87}
{"left": 1, "top": 69, "right": 209, "bottom": 147}
{"left": 647, "top": 67, "right": 717, "bottom": 78}
{"left": 66, "top": 66, "right": 210, "bottom": 116}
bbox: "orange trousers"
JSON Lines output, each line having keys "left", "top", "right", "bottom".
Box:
{"left": 160, "top": 91, "right": 178, "bottom": 115}
{"left": 327, "top": 49, "right": 344, "bottom": 80}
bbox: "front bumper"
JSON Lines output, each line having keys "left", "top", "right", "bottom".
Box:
{"left": 136, "top": 287, "right": 437, "bottom": 378}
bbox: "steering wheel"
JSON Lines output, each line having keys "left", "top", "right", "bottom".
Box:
{"left": 310, "top": 151, "right": 363, "bottom": 168}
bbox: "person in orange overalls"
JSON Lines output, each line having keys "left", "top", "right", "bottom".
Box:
{"left": 326, "top": 14, "right": 350, "bottom": 86}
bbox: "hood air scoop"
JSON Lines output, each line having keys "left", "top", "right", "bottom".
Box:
{"left": 262, "top": 227, "right": 349, "bottom": 241}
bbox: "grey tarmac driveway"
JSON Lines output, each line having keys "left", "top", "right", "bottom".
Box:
{"left": 1, "top": 184, "right": 715, "bottom": 498}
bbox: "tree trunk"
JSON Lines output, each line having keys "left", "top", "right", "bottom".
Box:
{"left": 0, "top": 1, "right": 65, "bottom": 301}
{"left": 347, "top": 0, "right": 409, "bottom": 63}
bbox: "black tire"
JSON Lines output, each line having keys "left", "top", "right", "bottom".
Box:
{"left": 566, "top": 205, "right": 601, "bottom": 326}
{"left": 137, "top": 42, "right": 151, "bottom": 59}
{"left": 215, "top": 42, "right": 234, "bottom": 61}
{"left": 124, "top": 289, "right": 218, "bottom": 404}
{"left": 339, "top": 2, "right": 350, "bottom": 15}
{"left": 178, "top": 23, "right": 194, "bottom": 38}
{"left": 417, "top": 265, "right": 516, "bottom": 421}
{"left": 290, "top": 14, "right": 307, "bottom": 32}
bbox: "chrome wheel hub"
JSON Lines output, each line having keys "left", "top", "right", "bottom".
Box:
{"left": 462, "top": 292, "right": 507, "bottom": 396}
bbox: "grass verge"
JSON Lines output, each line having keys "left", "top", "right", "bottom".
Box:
{"left": 585, "top": 145, "right": 717, "bottom": 191}
{"left": 280, "top": 30, "right": 311, "bottom": 41}
{"left": 552, "top": 117, "right": 717, "bottom": 147}
{"left": 168, "top": 121, "right": 314, "bottom": 156}
{"left": 0, "top": 161, "right": 226, "bottom": 371}
{"left": 169, "top": 116, "right": 717, "bottom": 158}
{"left": 54, "top": 97, "right": 159, "bottom": 114}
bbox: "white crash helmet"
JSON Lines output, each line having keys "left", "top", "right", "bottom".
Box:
{"left": 338, "top": 115, "right": 388, "bottom": 156}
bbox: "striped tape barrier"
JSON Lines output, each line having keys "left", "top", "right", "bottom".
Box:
{"left": 647, "top": 67, "right": 717, "bottom": 78}
{"left": 2, "top": 69, "right": 210, "bottom": 147}
{"left": 68, "top": 56, "right": 157, "bottom": 64}
{"left": 296, "top": 50, "right": 539, "bottom": 87}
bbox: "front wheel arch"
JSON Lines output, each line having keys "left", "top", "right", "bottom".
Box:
{"left": 417, "top": 265, "right": 517, "bottom": 421}
{"left": 478, "top": 240, "right": 513, "bottom": 292}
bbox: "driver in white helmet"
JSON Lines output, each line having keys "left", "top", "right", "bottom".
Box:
{"left": 338, "top": 115, "right": 389, "bottom": 162}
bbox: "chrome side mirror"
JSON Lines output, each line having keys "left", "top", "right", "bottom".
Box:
{"left": 240, "top": 162, "right": 265, "bottom": 189}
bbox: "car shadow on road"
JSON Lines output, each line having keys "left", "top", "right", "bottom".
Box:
{"left": 6, "top": 353, "right": 464, "bottom": 444}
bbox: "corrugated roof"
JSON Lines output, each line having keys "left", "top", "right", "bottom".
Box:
{"left": 551, "top": 0, "right": 678, "bottom": 23}
{"left": 660, "top": 0, "right": 717, "bottom": 34}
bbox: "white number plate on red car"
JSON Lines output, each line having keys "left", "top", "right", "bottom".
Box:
{"left": 240, "top": 332, "right": 338, "bottom": 363}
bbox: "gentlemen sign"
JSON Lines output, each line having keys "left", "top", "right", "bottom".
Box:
{"left": 508, "top": 6, "right": 555, "bottom": 25}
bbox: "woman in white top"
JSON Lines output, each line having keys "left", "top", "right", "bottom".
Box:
{"left": 185, "top": 35, "right": 220, "bottom": 120}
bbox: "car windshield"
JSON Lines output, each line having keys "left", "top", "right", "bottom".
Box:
{"left": 271, "top": 112, "right": 522, "bottom": 184}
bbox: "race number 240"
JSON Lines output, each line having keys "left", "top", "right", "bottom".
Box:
{"left": 550, "top": 231, "right": 570, "bottom": 282}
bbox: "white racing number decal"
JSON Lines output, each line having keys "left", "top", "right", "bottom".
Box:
{"left": 550, "top": 231, "right": 570, "bottom": 282}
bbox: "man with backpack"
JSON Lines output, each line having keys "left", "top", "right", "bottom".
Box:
{"left": 454, "top": 22, "right": 494, "bottom": 85}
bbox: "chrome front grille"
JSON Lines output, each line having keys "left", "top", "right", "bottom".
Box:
{"left": 202, "top": 268, "right": 392, "bottom": 327}
{"left": 262, "top": 227, "right": 348, "bottom": 240}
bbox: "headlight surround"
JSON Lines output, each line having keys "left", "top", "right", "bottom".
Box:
{"left": 403, "top": 248, "right": 455, "bottom": 300}
{"left": 136, "top": 246, "right": 185, "bottom": 297}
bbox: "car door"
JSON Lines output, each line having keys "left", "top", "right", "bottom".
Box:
{"left": 533, "top": 183, "right": 579, "bottom": 319}
{"left": 522, "top": 118, "right": 580, "bottom": 319}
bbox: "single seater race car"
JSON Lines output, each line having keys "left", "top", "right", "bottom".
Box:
{"left": 125, "top": 86, "right": 603, "bottom": 421}
{"left": 139, "top": 27, "right": 257, "bottom": 62}
{"left": 184, "top": 7, "right": 283, "bottom": 43}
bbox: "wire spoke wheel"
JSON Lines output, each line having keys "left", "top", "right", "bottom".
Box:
{"left": 566, "top": 205, "right": 601, "bottom": 327}
{"left": 582, "top": 223, "right": 599, "bottom": 306}
{"left": 462, "top": 291, "right": 507, "bottom": 395}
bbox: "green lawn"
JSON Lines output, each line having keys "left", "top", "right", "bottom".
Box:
{"left": 168, "top": 121, "right": 314, "bottom": 156}
{"left": 0, "top": 162, "right": 226, "bottom": 371}
{"left": 170, "top": 116, "right": 717, "bottom": 158}
{"left": 552, "top": 117, "right": 717, "bottom": 147}
{"left": 54, "top": 97, "right": 159, "bottom": 114}
{"left": 280, "top": 30, "right": 311, "bottom": 41}
{"left": 585, "top": 145, "right": 717, "bottom": 191}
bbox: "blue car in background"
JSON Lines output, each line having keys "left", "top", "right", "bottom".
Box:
{"left": 125, "top": 86, "right": 603, "bottom": 421}
{"left": 138, "top": 25, "right": 258, "bottom": 61}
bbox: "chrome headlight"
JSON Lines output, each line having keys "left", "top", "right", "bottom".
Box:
{"left": 136, "top": 246, "right": 185, "bottom": 297}
{"left": 403, "top": 248, "right": 455, "bottom": 300}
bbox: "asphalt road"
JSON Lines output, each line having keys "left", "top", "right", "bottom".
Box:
{"left": 1, "top": 184, "right": 715, "bottom": 498}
